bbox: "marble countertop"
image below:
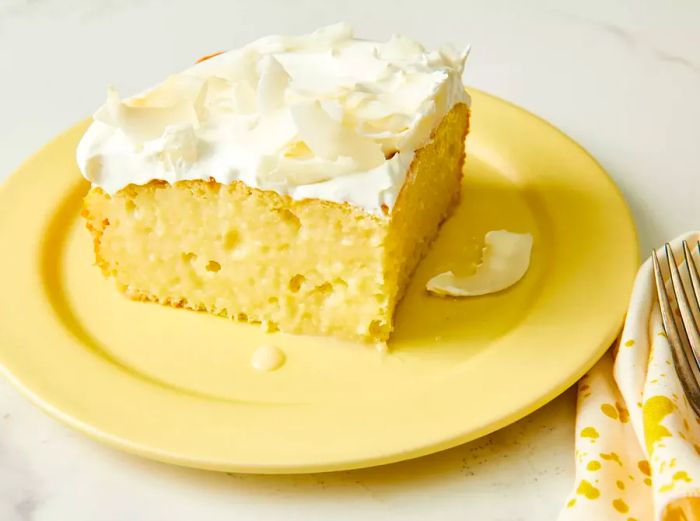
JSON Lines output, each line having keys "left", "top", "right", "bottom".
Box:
{"left": 1, "top": 1, "right": 698, "bottom": 519}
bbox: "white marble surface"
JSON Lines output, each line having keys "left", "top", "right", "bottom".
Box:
{"left": 1, "top": 1, "right": 699, "bottom": 519}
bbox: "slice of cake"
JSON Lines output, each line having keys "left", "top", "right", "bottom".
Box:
{"left": 77, "top": 23, "right": 470, "bottom": 345}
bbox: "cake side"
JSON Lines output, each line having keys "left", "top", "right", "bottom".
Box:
{"left": 381, "top": 102, "right": 470, "bottom": 335}
{"left": 82, "top": 180, "right": 392, "bottom": 342}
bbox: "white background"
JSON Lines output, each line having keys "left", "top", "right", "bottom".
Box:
{"left": 1, "top": 1, "right": 699, "bottom": 519}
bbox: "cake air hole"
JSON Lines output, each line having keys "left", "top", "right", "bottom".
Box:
{"left": 277, "top": 208, "right": 301, "bottom": 232}
{"left": 268, "top": 297, "right": 279, "bottom": 304}
{"left": 125, "top": 200, "right": 136, "bottom": 214}
{"left": 333, "top": 277, "right": 348, "bottom": 288}
{"left": 313, "top": 282, "right": 333, "bottom": 295}
{"left": 222, "top": 229, "right": 239, "bottom": 250}
{"left": 237, "top": 312, "right": 249, "bottom": 322}
{"left": 181, "top": 252, "right": 197, "bottom": 263}
{"left": 206, "top": 260, "right": 221, "bottom": 272}
{"left": 368, "top": 320, "right": 385, "bottom": 337}
{"left": 289, "top": 274, "right": 305, "bottom": 292}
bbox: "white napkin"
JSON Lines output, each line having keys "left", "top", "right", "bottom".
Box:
{"left": 559, "top": 232, "right": 700, "bottom": 521}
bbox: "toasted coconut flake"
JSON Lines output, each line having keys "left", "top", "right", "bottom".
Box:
{"left": 377, "top": 34, "right": 425, "bottom": 61}
{"left": 94, "top": 86, "right": 198, "bottom": 143}
{"left": 427, "top": 231, "right": 533, "bottom": 297}
{"left": 258, "top": 154, "right": 357, "bottom": 186}
{"left": 257, "top": 56, "right": 290, "bottom": 115}
{"left": 290, "top": 100, "right": 384, "bottom": 169}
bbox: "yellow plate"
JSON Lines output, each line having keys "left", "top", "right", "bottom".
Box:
{"left": 0, "top": 89, "right": 638, "bottom": 473}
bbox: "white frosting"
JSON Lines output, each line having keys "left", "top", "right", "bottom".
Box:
{"left": 77, "top": 23, "right": 469, "bottom": 215}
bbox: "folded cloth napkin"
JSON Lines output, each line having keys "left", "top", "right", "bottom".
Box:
{"left": 559, "top": 232, "right": 700, "bottom": 521}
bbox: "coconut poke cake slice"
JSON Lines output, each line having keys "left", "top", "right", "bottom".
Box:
{"left": 77, "top": 23, "right": 470, "bottom": 344}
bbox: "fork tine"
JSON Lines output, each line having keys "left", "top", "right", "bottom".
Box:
{"left": 653, "top": 249, "right": 688, "bottom": 357}
{"left": 665, "top": 243, "right": 700, "bottom": 369}
{"left": 684, "top": 240, "right": 700, "bottom": 315}
{"left": 653, "top": 249, "right": 700, "bottom": 416}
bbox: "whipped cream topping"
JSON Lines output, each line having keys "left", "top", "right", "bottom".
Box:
{"left": 77, "top": 23, "right": 469, "bottom": 215}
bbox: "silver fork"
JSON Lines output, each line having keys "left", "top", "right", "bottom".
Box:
{"left": 652, "top": 240, "right": 700, "bottom": 417}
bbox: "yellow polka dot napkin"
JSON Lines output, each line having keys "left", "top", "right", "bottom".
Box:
{"left": 559, "top": 233, "right": 700, "bottom": 521}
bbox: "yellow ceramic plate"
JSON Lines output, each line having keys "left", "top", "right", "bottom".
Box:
{"left": 0, "top": 89, "right": 638, "bottom": 473}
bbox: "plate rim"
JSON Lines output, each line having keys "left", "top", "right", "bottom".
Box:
{"left": 0, "top": 87, "right": 639, "bottom": 473}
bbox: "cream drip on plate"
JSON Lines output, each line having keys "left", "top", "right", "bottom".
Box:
{"left": 76, "top": 23, "right": 469, "bottom": 216}
{"left": 251, "top": 345, "right": 286, "bottom": 372}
